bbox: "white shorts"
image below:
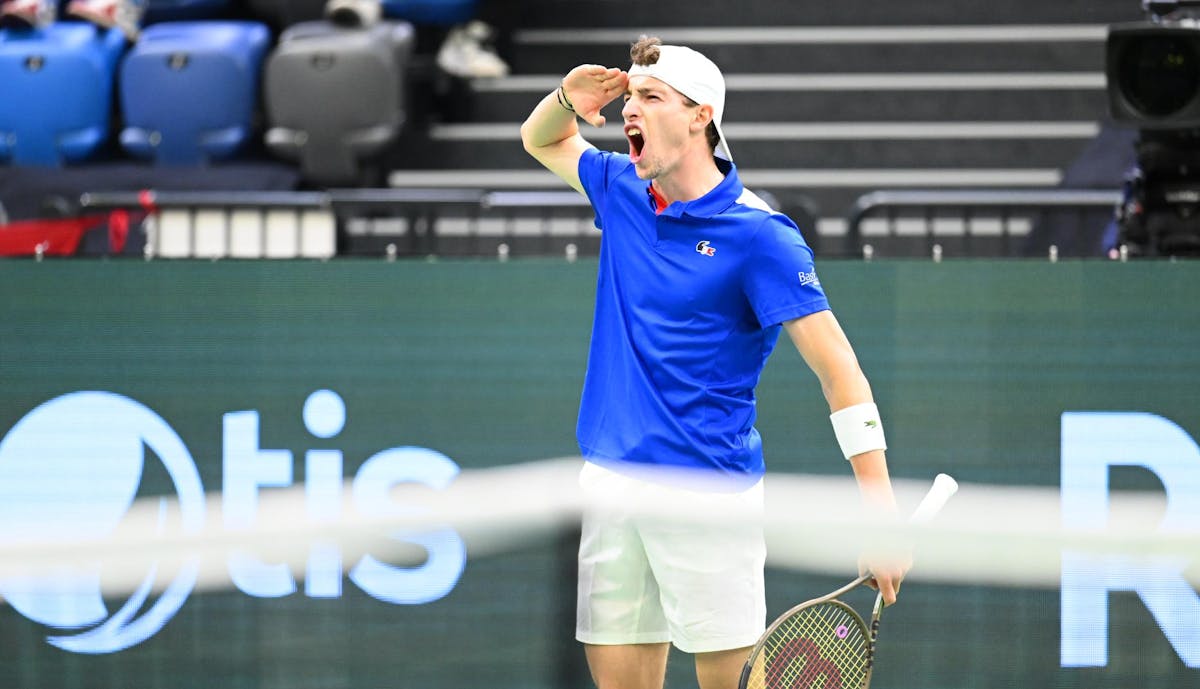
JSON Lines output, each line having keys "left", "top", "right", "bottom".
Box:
{"left": 575, "top": 461, "right": 767, "bottom": 654}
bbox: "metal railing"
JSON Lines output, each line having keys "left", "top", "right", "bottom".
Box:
{"left": 845, "top": 189, "right": 1124, "bottom": 259}
{"left": 78, "top": 188, "right": 597, "bottom": 259}
{"left": 77, "top": 187, "right": 1129, "bottom": 260}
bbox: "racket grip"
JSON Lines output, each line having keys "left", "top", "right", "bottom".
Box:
{"left": 908, "top": 473, "right": 958, "bottom": 524}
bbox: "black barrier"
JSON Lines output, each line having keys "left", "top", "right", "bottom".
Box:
{"left": 845, "top": 189, "right": 1125, "bottom": 258}
{"left": 78, "top": 189, "right": 597, "bottom": 259}
{"left": 0, "top": 260, "right": 1197, "bottom": 689}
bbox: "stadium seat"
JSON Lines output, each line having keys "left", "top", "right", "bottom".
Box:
{"left": 0, "top": 24, "right": 127, "bottom": 165}
{"left": 118, "top": 21, "right": 270, "bottom": 165}
{"left": 381, "top": 0, "right": 477, "bottom": 25}
{"left": 263, "top": 20, "right": 414, "bottom": 186}
{"left": 144, "top": 0, "right": 234, "bottom": 22}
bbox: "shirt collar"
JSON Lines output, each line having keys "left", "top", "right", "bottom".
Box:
{"left": 649, "top": 158, "right": 741, "bottom": 220}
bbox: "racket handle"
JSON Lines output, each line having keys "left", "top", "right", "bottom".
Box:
{"left": 908, "top": 473, "right": 958, "bottom": 524}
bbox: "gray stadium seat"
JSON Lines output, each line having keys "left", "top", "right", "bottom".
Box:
{"left": 263, "top": 20, "right": 414, "bottom": 186}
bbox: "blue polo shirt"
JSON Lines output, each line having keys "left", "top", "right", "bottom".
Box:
{"left": 576, "top": 148, "right": 830, "bottom": 486}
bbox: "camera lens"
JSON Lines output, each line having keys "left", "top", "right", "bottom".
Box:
{"left": 1117, "top": 35, "right": 1199, "bottom": 118}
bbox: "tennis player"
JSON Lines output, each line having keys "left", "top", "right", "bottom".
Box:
{"left": 520, "top": 36, "right": 906, "bottom": 689}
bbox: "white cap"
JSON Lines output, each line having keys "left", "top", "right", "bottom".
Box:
{"left": 628, "top": 44, "right": 732, "bottom": 162}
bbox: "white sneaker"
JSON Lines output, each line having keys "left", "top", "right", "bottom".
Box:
{"left": 0, "top": 0, "right": 57, "bottom": 29}
{"left": 437, "top": 20, "right": 510, "bottom": 79}
{"left": 325, "top": 0, "right": 381, "bottom": 27}
{"left": 66, "top": 0, "right": 145, "bottom": 41}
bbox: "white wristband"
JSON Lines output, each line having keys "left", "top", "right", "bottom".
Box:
{"left": 830, "top": 402, "right": 887, "bottom": 460}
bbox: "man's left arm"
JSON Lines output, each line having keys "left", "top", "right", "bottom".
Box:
{"left": 782, "top": 310, "right": 908, "bottom": 604}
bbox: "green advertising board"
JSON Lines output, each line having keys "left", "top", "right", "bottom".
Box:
{"left": 0, "top": 259, "right": 1196, "bottom": 689}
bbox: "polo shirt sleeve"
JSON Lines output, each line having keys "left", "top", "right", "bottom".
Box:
{"left": 577, "top": 148, "right": 623, "bottom": 231}
{"left": 742, "top": 214, "right": 831, "bottom": 328}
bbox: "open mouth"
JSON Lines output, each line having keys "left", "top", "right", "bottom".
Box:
{"left": 625, "top": 124, "right": 646, "bottom": 163}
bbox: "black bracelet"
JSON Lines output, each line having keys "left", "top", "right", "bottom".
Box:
{"left": 556, "top": 85, "right": 576, "bottom": 113}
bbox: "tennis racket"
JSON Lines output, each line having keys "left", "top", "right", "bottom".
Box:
{"left": 738, "top": 473, "right": 959, "bottom": 689}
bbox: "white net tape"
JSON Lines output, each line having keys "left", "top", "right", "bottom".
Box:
{"left": 0, "top": 458, "right": 1195, "bottom": 597}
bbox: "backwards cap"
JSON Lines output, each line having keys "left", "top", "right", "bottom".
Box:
{"left": 627, "top": 44, "right": 732, "bottom": 162}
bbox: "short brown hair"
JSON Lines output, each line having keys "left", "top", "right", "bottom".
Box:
{"left": 629, "top": 35, "right": 721, "bottom": 153}
{"left": 630, "top": 35, "right": 662, "bottom": 66}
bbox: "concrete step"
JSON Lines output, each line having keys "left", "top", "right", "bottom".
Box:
{"left": 397, "top": 129, "right": 1092, "bottom": 171}
{"left": 446, "top": 76, "right": 1109, "bottom": 123}
{"left": 385, "top": 4, "right": 1139, "bottom": 258}
{"left": 509, "top": 34, "right": 1105, "bottom": 76}
{"left": 510, "top": 0, "right": 1141, "bottom": 28}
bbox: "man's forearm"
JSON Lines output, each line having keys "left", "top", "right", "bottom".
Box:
{"left": 849, "top": 450, "right": 898, "bottom": 513}
{"left": 521, "top": 89, "right": 581, "bottom": 151}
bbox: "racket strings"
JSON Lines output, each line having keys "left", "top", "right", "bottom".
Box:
{"left": 751, "top": 602, "right": 870, "bottom": 689}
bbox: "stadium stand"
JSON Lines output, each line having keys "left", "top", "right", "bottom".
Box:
{"left": 0, "top": 0, "right": 1156, "bottom": 257}
{"left": 385, "top": 0, "right": 1145, "bottom": 256}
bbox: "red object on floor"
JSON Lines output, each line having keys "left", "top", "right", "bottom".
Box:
{"left": 0, "top": 215, "right": 109, "bottom": 256}
{"left": 107, "top": 209, "right": 130, "bottom": 254}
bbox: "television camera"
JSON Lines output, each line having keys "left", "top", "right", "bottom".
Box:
{"left": 1109, "top": 0, "right": 1200, "bottom": 256}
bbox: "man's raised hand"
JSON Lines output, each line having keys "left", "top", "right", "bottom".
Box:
{"left": 562, "top": 65, "right": 629, "bottom": 128}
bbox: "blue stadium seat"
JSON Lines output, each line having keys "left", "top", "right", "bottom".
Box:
{"left": 144, "top": 0, "right": 234, "bottom": 22}
{"left": 264, "top": 20, "right": 414, "bottom": 185}
{"left": 0, "top": 24, "right": 126, "bottom": 165}
{"left": 382, "top": 0, "right": 477, "bottom": 25}
{"left": 118, "top": 21, "right": 269, "bottom": 165}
